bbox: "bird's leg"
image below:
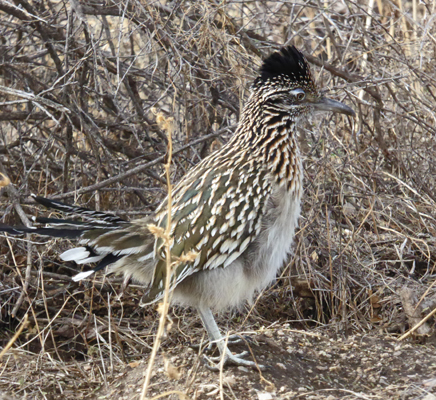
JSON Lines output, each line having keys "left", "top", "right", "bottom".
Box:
{"left": 197, "top": 305, "right": 264, "bottom": 370}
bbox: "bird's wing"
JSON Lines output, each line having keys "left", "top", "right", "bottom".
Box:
{"left": 143, "top": 156, "right": 272, "bottom": 302}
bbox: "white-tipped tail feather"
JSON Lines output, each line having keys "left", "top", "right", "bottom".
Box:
{"left": 72, "top": 270, "right": 95, "bottom": 281}
{"left": 61, "top": 247, "right": 90, "bottom": 262}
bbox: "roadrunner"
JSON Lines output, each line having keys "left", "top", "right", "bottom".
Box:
{"left": 1, "top": 46, "right": 354, "bottom": 369}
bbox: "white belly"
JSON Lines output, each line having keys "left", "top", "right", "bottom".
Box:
{"left": 251, "top": 184, "right": 302, "bottom": 288}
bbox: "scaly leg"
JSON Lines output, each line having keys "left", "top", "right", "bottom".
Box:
{"left": 197, "top": 305, "right": 264, "bottom": 370}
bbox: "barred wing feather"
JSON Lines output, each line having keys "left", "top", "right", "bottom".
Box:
{"left": 143, "top": 158, "right": 271, "bottom": 302}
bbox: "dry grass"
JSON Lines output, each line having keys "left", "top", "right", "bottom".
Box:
{"left": 1, "top": 0, "right": 436, "bottom": 398}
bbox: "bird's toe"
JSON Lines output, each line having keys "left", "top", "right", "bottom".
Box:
{"left": 202, "top": 350, "right": 264, "bottom": 371}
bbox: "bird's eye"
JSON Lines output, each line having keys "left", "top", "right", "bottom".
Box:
{"left": 289, "top": 88, "right": 306, "bottom": 102}
{"left": 296, "top": 91, "right": 305, "bottom": 101}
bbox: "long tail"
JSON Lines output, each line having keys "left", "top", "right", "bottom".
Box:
{"left": 0, "top": 196, "right": 143, "bottom": 281}
{"left": 0, "top": 223, "right": 85, "bottom": 238}
{"left": 1, "top": 195, "right": 127, "bottom": 236}
{"left": 31, "top": 195, "right": 127, "bottom": 225}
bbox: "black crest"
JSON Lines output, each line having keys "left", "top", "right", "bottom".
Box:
{"left": 256, "top": 46, "right": 311, "bottom": 85}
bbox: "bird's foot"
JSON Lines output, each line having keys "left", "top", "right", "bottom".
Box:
{"left": 221, "top": 334, "right": 257, "bottom": 346}
{"left": 202, "top": 348, "right": 265, "bottom": 371}
{"left": 189, "top": 334, "right": 256, "bottom": 352}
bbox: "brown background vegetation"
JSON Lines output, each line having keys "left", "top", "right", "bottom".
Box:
{"left": 1, "top": 0, "right": 436, "bottom": 398}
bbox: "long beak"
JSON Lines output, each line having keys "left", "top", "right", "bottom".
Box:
{"left": 312, "top": 97, "right": 355, "bottom": 117}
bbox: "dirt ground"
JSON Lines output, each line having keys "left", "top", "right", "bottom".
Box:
{"left": 3, "top": 316, "right": 435, "bottom": 400}
{"left": 91, "top": 324, "right": 436, "bottom": 400}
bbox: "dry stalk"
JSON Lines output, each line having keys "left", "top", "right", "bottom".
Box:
{"left": 0, "top": 172, "right": 10, "bottom": 188}
{"left": 140, "top": 112, "right": 175, "bottom": 400}
{"left": 397, "top": 305, "right": 436, "bottom": 341}
{"left": 0, "top": 314, "right": 28, "bottom": 360}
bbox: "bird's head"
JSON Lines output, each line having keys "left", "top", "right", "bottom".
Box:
{"left": 252, "top": 46, "right": 355, "bottom": 118}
